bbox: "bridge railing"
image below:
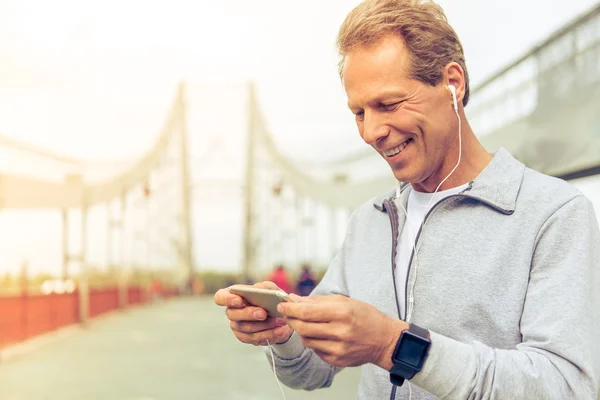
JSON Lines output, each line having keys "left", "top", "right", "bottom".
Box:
{"left": 468, "top": 4, "right": 600, "bottom": 136}
{"left": 0, "top": 284, "right": 179, "bottom": 350}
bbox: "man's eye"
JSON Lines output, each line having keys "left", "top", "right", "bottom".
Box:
{"left": 380, "top": 102, "right": 400, "bottom": 111}
{"left": 354, "top": 110, "right": 364, "bottom": 119}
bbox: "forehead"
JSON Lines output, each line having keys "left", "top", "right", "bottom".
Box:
{"left": 343, "top": 35, "right": 413, "bottom": 104}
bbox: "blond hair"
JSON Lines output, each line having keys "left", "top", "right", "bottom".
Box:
{"left": 337, "top": 0, "right": 470, "bottom": 106}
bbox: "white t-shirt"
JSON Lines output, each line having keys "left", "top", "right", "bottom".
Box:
{"left": 394, "top": 183, "right": 469, "bottom": 319}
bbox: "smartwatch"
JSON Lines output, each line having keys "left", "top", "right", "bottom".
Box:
{"left": 389, "top": 323, "right": 431, "bottom": 386}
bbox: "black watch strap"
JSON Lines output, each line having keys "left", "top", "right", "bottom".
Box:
{"left": 408, "top": 324, "right": 429, "bottom": 339}
{"left": 390, "top": 363, "right": 413, "bottom": 386}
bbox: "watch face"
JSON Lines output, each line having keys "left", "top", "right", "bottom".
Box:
{"left": 393, "top": 334, "right": 429, "bottom": 368}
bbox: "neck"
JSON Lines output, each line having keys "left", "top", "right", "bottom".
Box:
{"left": 412, "top": 114, "right": 493, "bottom": 193}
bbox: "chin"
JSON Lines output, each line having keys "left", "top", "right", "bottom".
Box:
{"left": 391, "top": 169, "right": 416, "bottom": 184}
{"left": 388, "top": 157, "right": 425, "bottom": 184}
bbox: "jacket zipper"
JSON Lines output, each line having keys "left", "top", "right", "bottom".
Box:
{"left": 402, "top": 183, "right": 516, "bottom": 321}
{"left": 385, "top": 196, "right": 403, "bottom": 320}
{"left": 386, "top": 181, "right": 514, "bottom": 321}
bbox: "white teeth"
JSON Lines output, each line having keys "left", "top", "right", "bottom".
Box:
{"left": 384, "top": 139, "right": 410, "bottom": 157}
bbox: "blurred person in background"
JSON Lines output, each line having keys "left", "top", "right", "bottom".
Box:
{"left": 149, "top": 277, "right": 163, "bottom": 304}
{"left": 215, "top": 0, "right": 600, "bottom": 398}
{"left": 296, "top": 264, "right": 316, "bottom": 297}
{"left": 265, "top": 265, "right": 292, "bottom": 295}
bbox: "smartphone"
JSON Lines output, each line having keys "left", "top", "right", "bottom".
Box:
{"left": 228, "top": 285, "right": 293, "bottom": 318}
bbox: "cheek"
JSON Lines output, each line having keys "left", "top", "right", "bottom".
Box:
{"left": 409, "top": 111, "right": 441, "bottom": 146}
{"left": 420, "top": 130, "right": 444, "bottom": 154}
{"left": 392, "top": 103, "right": 426, "bottom": 134}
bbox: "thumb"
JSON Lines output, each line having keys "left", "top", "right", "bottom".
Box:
{"left": 288, "top": 293, "right": 313, "bottom": 303}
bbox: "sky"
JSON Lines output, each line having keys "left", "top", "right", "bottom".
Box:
{"left": 1, "top": 0, "right": 599, "bottom": 160}
{"left": 0, "top": 0, "right": 599, "bottom": 275}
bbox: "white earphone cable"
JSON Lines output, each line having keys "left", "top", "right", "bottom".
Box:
{"left": 267, "top": 340, "right": 287, "bottom": 400}
{"left": 393, "top": 95, "right": 462, "bottom": 400}
{"left": 406, "top": 98, "right": 462, "bottom": 323}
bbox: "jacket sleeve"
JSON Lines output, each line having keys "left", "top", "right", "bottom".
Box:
{"left": 411, "top": 195, "right": 600, "bottom": 399}
{"left": 263, "top": 212, "right": 353, "bottom": 391}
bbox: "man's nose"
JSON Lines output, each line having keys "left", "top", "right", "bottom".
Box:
{"left": 362, "top": 112, "right": 390, "bottom": 146}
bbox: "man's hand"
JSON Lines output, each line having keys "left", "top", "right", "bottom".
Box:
{"left": 214, "top": 281, "right": 294, "bottom": 346}
{"left": 277, "top": 295, "right": 408, "bottom": 369}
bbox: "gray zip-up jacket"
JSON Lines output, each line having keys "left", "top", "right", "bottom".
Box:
{"left": 266, "top": 148, "right": 600, "bottom": 399}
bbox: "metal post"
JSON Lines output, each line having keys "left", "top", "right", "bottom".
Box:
{"left": 309, "top": 200, "right": 318, "bottom": 267}
{"left": 78, "top": 205, "right": 89, "bottom": 325}
{"left": 293, "top": 192, "right": 300, "bottom": 269}
{"left": 178, "top": 82, "right": 195, "bottom": 284}
{"left": 62, "top": 209, "right": 69, "bottom": 280}
{"left": 20, "top": 260, "right": 29, "bottom": 343}
{"left": 118, "top": 194, "right": 127, "bottom": 308}
{"left": 329, "top": 206, "right": 337, "bottom": 259}
{"left": 107, "top": 202, "right": 112, "bottom": 275}
{"left": 261, "top": 168, "right": 269, "bottom": 272}
{"left": 20, "top": 260, "right": 29, "bottom": 296}
{"left": 296, "top": 196, "right": 303, "bottom": 267}
{"left": 242, "top": 81, "right": 257, "bottom": 283}
{"left": 146, "top": 188, "right": 151, "bottom": 272}
{"left": 274, "top": 184, "right": 283, "bottom": 266}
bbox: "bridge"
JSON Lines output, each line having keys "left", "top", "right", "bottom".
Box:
{"left": 0, "top": 3, "right": 599, "bottom": 399}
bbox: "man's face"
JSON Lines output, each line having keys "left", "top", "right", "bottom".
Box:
{"left": 343, "top": 35, "right": 457, "bottom": 191}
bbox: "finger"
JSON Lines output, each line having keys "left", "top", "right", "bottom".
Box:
{"left": 230, "top": 317, "right": 287, "bottom": 334}
{"left": 312, "top": 348, "right": 346, "bottom": 367}
{"left": 287, "top": 293, "right": 313, "bottom": 303}
{"left": 226, "top": 305, "right": 269, "bottom": 322}
{"left": 300, "top": 337, "right": 335, "bottom": 355}
{"left": 285, "top": 319, "right": 341, "bottom": 340}
{"left": 214, "top": 288, "right": 245, "bottom": 308}
{"left": 233, "top": 325, "right": 293, "bottom": 346}
{"left": 314, "top": 348, "right": 333, "bottom": 361}
{"left": 278, "top": 302, "right": 336, "bottom": 322}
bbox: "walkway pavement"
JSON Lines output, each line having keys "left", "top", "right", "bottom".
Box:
{"left": 0, "top": 297, "right": 360, "bottom": 399}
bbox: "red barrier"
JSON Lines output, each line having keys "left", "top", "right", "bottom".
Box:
{"left": 89, "top": 287, "right": 119, "bottom": 318}
{"left": 26, "top": 293, "right": 79, "bottom": 339}
{"left": 0, "top": 293, "right": 79, "bottom": 348}
{"left": 0, "top": 296, "right": 26, "bottom": 347}
{"left": 0, "top": 285, "right": 158, "bottom": 349}
{"left": 127, "top": 287, "right": 145, "bottom": 305}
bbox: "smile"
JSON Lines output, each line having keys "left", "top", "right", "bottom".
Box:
{"left": 383, "top": 139, "right": 413, "bottom": 157}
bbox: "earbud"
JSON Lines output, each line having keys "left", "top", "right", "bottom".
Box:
{"left": 447, "top": 84, "right": 458, "bottom": 112}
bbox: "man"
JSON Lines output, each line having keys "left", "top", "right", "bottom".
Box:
{"left": 214, "top": 0, "right": 600, "bottom": 398}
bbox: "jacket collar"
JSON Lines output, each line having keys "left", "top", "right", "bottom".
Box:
{"left": 374, "top": 148, "right": 525, "bottom": 214}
